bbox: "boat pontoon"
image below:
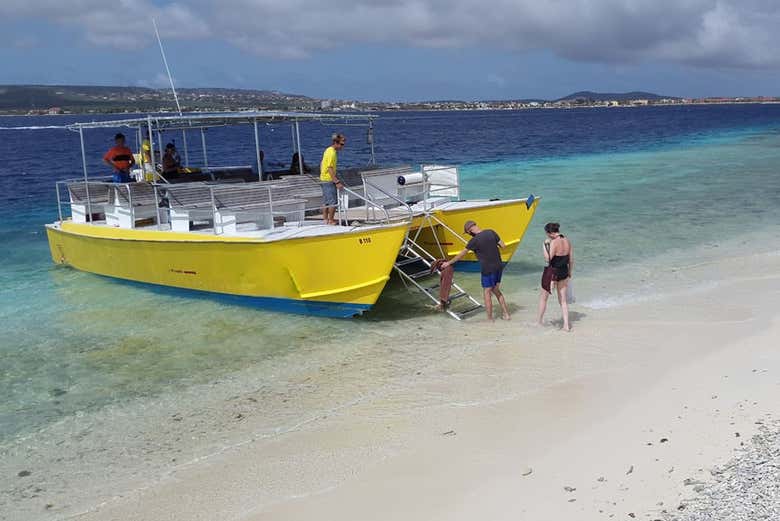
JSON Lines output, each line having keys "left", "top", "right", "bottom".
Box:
{"left": 46, "top": 112, "right": 539, "bottom": 319}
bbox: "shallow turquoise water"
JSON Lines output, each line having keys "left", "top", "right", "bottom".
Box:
{"left": 2, "top": 110, "right": 780, "bottom": 447}
{"left": 465, "top": 127, "right": 780, "bottom": 276}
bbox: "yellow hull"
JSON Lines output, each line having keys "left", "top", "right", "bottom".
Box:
{"left": 410, "top": 199, "right": 539, "bottom": 267}
{"left": 46, "top": 221, "right": 408, "bottom": 317}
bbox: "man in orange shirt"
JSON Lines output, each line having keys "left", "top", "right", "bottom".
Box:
{"left": 103, "top": 133, "right": 136, "bottom": 183}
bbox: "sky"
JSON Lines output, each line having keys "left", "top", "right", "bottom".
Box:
{"left": 1, "top": 0, "right": 779, "bottom": 101}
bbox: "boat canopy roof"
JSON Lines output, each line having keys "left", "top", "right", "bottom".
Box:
{"left": 66, "top": 111, "right": 378, "bottom": 132}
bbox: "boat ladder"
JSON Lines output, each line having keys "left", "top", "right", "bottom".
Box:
{"left": 393, "top": 239, "right": 483, "bottom": 321}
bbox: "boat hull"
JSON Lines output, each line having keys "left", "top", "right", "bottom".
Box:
{"left": 410, "top": 198, "right": 539, "bottom": 269}
{"left": 46, "top": 221, "right": 408, "bottom": 317}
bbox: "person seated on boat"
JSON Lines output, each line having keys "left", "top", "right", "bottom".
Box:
{"left": 289, "top": 152, "right": 312, "bottom": 175}
{"left": 103, "top": 133, "right": 136, "bottom": 183}
{"left": 162, "top": 142, "right": 182, "bottom": 178}
{"left": 320, "top": 134, "right": 346, "bottom": 225}
{"left": 253, "top": 150, "right": 271, "bottom": 181}
{"left": 442, "top": 220, "right": 511, "bottom": 322}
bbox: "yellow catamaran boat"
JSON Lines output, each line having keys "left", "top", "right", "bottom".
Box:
{"left": 46, "top": 112, "right": 539, "bottom": 319}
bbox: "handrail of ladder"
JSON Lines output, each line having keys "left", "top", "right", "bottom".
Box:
{"left": 427, "top": 212, "right": 469, "bottom": 247}
{"left": 404, "top": 235, "right": 439, "bottom": 263}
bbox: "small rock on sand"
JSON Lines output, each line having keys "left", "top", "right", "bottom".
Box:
{"left": 564, "top": 486, "right": 576, "bottom": 492}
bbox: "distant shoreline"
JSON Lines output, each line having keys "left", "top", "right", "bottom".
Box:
{"left": 2, "top": 84, "right": 778, "bottom": 116}
{"left": 2, "top": 100, "right": 780, "bottom": 117}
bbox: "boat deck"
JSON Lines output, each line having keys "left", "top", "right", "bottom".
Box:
{"left": 318, "top": 198, "right": 526, "bottom": 225}
{"left": 58, "top": 198, "right": 526, "bottom": 243}
{"left": 61, "top": 217, "right": 402, "bottom": 242}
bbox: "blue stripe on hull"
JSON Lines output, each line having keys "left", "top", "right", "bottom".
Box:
{"left": 95, "top": 274, "right": 372, "bottom": 318}
{"left": 454, "top": 261, "right": 508, "bottom": 273}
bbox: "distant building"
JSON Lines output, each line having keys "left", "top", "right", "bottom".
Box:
{"left": 48, "top": 107, "right": 63, "bottom": 115}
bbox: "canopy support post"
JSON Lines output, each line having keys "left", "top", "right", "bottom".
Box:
{"left": 368, "top": 119, "right": 376, "bottom": 165}
{"left": 147, "top": 116, "right": 156, "bottom": 171}
{"left": 294, "top": 120, "right": 304, "bottom": 176}
{"left": 200, "top": 128, "right": 208, "bottom": 170}
{"left": 253, "top": 119, "right": 263, "bottom": 181}
{"left": 79, "top": 126, "right": 92, "bottom": 222}
{"left": 182, "top": 130, "right": 189, "bottom": 166}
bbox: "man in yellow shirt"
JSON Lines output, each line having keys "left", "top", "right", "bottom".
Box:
{"left": 320, "top": 133, "right": 346, "bottom": 224}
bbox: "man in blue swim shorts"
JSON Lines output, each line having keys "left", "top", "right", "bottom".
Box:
{"left": 442, "top": 219, "right": 510, "bottom": 321}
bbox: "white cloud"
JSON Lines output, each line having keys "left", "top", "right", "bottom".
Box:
{"left": 0, "top": 0, "right": 209, "bottom": 49}
{"left": 2, "top": 0, "right": 780, "bottom": 68}
{"left": 135, "top": 72, "right": 176, "bottom": 89}
{"left": 486, "top": 74, "right": 507, "bottom": 88}
{"left": 13, "top": 36, "right": 40, "bottom": 49}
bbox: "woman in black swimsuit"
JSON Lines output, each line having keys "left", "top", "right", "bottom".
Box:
{"left": 537, "top": 222, "right": 574, "bottom": 331}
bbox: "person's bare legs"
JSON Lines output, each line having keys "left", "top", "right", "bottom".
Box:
{"left": 537, "top": 288, "right": 550, "bottom": 325}
{"left": 556, "top": 279, "right": 571, "bottom": 331}
{"left": 483, "top": 287, "right": 494, "bottom": 321}
{"left": 491, "top": 284, "right": 510, "bottom": 320}
{"left": 324, "top": 206, "right": 337, "bottom": 225}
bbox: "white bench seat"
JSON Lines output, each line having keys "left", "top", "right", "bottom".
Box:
{"left": 163, "top": 182, "right": 306, "bottom": 234}
{"left": 67, "top": 182, "right": 111, "bottom": 223}
{"left": 104, "top": 183, "right": 163, "bottom": 228}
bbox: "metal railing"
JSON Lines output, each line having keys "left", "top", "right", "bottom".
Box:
{"left": 55, "top": 177, "right": 113, "bottom": 224}
{"left": 55, "top": 176, "right": 414, "bottom": 235}
{"left": 357, "top": 164, "right": 461, "bottom": 211}
{"left": 356, "top": 179, "right": 414, "bottom": 224}
{"left": 420, "top": 164, "right": 460, "bottom": 209}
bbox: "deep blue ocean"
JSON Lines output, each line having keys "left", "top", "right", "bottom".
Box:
{"left": 2, "top": 104, "right": 780, "bottom": 451}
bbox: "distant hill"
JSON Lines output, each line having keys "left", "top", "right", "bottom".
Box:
{"left": 555, "top": 91, "right": 679, "bottom": 102}
{"left": 0, "top": 85, "right": 317, "bottom": 113}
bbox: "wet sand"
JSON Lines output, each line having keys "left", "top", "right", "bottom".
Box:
{"left": 57, "top": 246, "right": 780, "bottom": 521}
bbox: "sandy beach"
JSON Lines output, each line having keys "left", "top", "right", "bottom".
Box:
{"left": 10, "top": 236, "right": 769, "bottom": 521}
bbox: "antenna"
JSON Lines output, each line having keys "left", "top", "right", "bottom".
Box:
{"left": 152, "top": 17, "right": 182, "bottom": 115}
{"left": 152, "top": 17, "right": 189, "bottom": 166}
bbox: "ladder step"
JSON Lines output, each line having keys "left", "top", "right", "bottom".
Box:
{"left": 397, "top": 238, "right": 481, "bottom": 320}
{"left": 409, "top": 269, "right": 436, "bottom": 280}
{"left": 396, "top": 256, "right": 425, "bottom": 267}
{"left": 454, "top": 304, "right": 483, "bottom": 317}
